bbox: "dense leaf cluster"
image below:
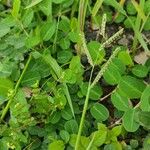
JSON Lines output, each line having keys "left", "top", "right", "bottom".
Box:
{"left": 0, "top": 0, "right": 150, "bottom": 149}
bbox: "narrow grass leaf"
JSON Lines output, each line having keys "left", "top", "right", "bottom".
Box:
{"left": 127, "top": 16, "right": 149, "bottom": 53}
{"left": 92, "top": 0, "right": 104, "bottom": 16}
{"left": 137, "top": 32, "right": 149, "bottom": 53}
{"left": 63, "top": 83, "right": 75, "bottom": 118}
{"left": 104, "top": 0, "right": 126, "bottom": 15}
{"left": 25, "top": 0, "right": 43, "bottom": 9}
{"left": 131, "top": 0, "right": 146, "bottom": 21}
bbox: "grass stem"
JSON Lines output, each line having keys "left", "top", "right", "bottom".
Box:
{"left": 0, "top": 54, "right": 32, "bottom": 122}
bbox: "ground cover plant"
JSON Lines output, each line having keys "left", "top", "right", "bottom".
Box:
{"left": 0, "top": 0, "right": 150, "bottom": 149}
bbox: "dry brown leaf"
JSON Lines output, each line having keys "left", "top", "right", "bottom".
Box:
{"left": 134, "top": 51, "right": 149, "bottom": 64}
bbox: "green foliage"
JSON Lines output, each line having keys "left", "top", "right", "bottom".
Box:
{"left": 132, "top": 64, "right": 149, "bottom": 78}
{"left": 48, "top": 140, "right": 65, "bottom": 150}
{"left": 90, "top": 123, "right": 107, "bottom": 147}
{"left": 0, "top": 78, "right": 14, "bottom": 101}
{"left": 126, "top": 1, "right": 137, "bottom": 15}
{"left": 64, "top": 119, "right": 78, "bottom": 134}
{"left": 0, "top": 0, "right": 149, "bottom": 149}
{"left": 90, "top": 103, "right": 109, "bottom": 121}
{"left": 87, "top": 41, "right": 105, "bottom": 65}
{"left": 111, "top": 91, "right": 132, "bottom": 112}
{"left": 103, "top": 58, "right": 125, "bottom": 85}
{"left": 140, "top": 85, "right": 150, "bottom": 111}
{"left": 143, "top": 135, "right": 150, "bottom": 149}
{"left": 144, "top": 17, "right": 150, "bottom": 30}
{"left": 0, "top": 22, "right": 10, "bottom": 38}
{"left": 38, "top": 0, "right": 52, "bottom": 17}
{"left": 122, "top": 108, "right": 140, "bottom": 132}
{"left": 118, "top": 51, "right": 134, "bottom": 66}
{"left": 80, "top": 82, "right": 103, "bottom": 100}
{"left": 60, "top": 130, "right": 70, "bottom": 143}
{"left": 40, "top": 20, "right": 56, "bottom": 41}
{"left": 118, "top": 75, "right": 146, "bottom": 99}
{"left": 138, "top": 111, "right": 150, "bottom": 129}
{"left": 130, "top": 139, "right": 139, "bottom": 149}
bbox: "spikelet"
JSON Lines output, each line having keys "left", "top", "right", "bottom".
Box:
{"left": 102, "top": 28, "right": 124, "bottom": 47}
{"left": 91, "top": 47, "right": 120, "bottom": 87}
{"left": 100, "top": 14, "right": 107, "bottom": 38}
{"left": 80, "top": 32, "right": 94, "bottom": 67}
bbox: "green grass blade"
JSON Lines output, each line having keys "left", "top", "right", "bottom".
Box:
{"left": 78, "top": 0, "right": 88, "bottom": 32}
{"left": 63, "top": 83, "right": 75, "bottom": 118}
{"left": 131, "top": 0, "right": 146, "bottom": 21}
{"left": 127, "top": 17, "right": 149, "bottom": 53}
{"left": 43, "top": 54, "right": 62, "bottom": 79}
{"left": 42, "top": 54, "right": 75, "bottom": 118}
{"left": 105, "top": 0, "right": 126, "bottom": 15}
{"left": 92, "top": 0, "right": 104, "bottom": 16}
{"left": 25, "top": 0, "right": 43, "bottom": 9}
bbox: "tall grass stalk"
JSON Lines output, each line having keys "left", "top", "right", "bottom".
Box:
{"left": 78, "top": 0, "right": 88, "bottom": 32}
{"left": 75, "top": 47, "right": 120, "bottom": 149}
